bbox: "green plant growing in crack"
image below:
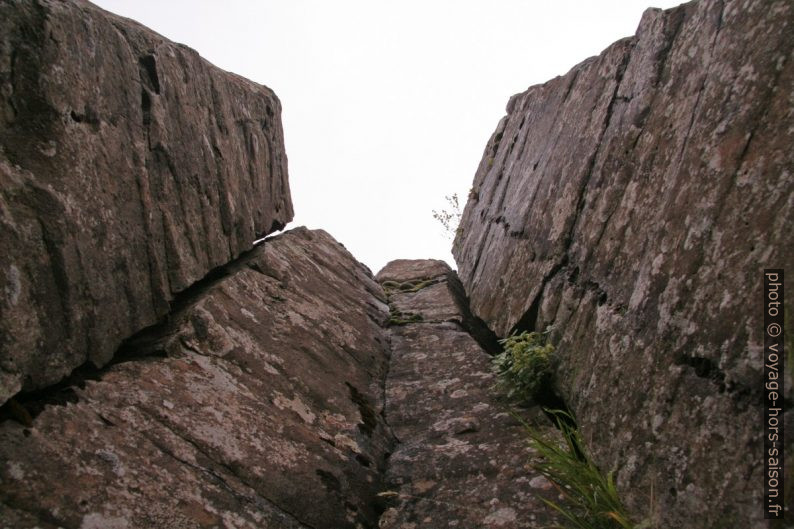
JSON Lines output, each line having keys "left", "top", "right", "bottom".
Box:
{"left": 381, "top": 278, "right": 435, "bottom": 326}
{"left": 381, "top": 280, "right": 401, "bottom": 292}
{"left": 387, "top": 309, "right": 423, "bottom": 326}
{"left": 382, "top": 278, "right": 438, "bottom": 295}
{"left": 524, "top": 410, "right": 644, "bottom": 529}
{"left": 493, "top": 335, "right": 648, "bottom": 528}
{"left": 492, "top": 331, "right": 556, "bottom": 402}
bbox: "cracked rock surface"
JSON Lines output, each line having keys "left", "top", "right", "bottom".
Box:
{"left": 0, "top": 228, "right": 392, "bottom": 529}
{"left": 375, "top": 260, "right": 559, "bottom": 529}
{"left": 0, "top": 0, "right": 292, "bottom": 403}
{"left": 1, "top": 0, "right": 790, "bottom": 527}
{"left": 453, "top": 0, "right": 794, "bottom": 526}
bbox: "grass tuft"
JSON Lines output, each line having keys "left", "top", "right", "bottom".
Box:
{"left": 524, "top": 409, "right": 641, "bottom": 529}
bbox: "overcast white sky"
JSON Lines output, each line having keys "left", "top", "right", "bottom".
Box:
{"left": 93, "top": 0, "right": 682, "bottom": 273}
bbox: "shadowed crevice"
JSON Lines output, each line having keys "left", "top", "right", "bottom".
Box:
{"left": 444, "top": 270, "right": 501, "bottom": 355}
{"left": 0, "top": 239, "right": 270, "bottom": 426}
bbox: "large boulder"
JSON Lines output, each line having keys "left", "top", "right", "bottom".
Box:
{"left": 0, "top": 0, "right": 292, "bottom": 403}
{"left": 453, "top": 0, "right": 793, "bottom": 527}
{"left": 0, "top": 228, "right": 392, "bottom": 529}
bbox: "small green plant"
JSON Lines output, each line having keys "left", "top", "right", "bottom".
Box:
{"left": 432, "top": 193, "right": 462, "bottom": 239}
{"left": 388, "top": 310, "right": 423, "bottom": 326}
{"left": 526, "top": 410, "right": 641, "bottom": 529}
{"left": 381, "top": 280, "right": 401, "bottom": 290}
{"left": 492, "top": 331, "right": 556, "bottom": 402}
{"left": 383, "top": 279, "right": 438, "bottom": 295}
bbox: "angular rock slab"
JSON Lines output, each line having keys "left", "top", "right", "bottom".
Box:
{"left": 376, "top": 260, "right": 560, "bottom": 529}
{"left": 0, "top": 228, "right": 391, "bottom": 529}
{"left": 453, "top": 0, "right": 794, "bottom": 526}
{"left": 0, "top": 0, "right": 293, "bottom": 403}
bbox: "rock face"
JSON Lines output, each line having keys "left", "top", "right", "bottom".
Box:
{"left": 453, "top": 0, "right": 793, "bottom": 527}
{"left": 375, "top": 260, "right": 560, "bottom": 529}
{"left": 0, "top": 0, "right": 292, "bottom": 403}
{"left": 4, "top": 0, "right": 792, "bottom": 527}
{"left": 0, "top": 228, "right": 392, "bottom": 529}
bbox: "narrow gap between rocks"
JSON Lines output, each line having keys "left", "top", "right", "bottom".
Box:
{"left": 506, "top": 298, "right": 578, "bottom": 433}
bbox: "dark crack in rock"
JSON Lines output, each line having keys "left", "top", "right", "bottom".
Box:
{"left": 0, "top": 228, "right": 391, "bottom": 529}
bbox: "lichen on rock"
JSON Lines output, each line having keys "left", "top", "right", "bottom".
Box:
{"left": 452, "top": 0, "right": 794, "bottom": 526}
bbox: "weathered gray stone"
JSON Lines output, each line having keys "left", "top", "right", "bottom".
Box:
{"left": 0, "top": 228, "right": 391, "bottom": 529}
{"left": 0, "top": 0, "right": 293, "bottom": 404}
{"left": 376, "top": 260, "right": 560, "bottom": 529}
{"left": 453, "top": 0, "right": 793, "bottom": 527}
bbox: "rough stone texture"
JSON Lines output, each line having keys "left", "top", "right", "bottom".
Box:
{"left": 453, "top": 0, "right": 794, "bottom": 527}
{"left": 389, "top": 282, "right": 462, "bottom": 325}
{"left": 0, "top": 0, "right": 293, "bottom": 404}
{"left": 376, "top": 260, "right": 560, "bottom": 529}
{"left": 0, "top": 228, "right": 391, "bottom": 529}
{"left": 375, "top": 259, "right": 450, "bottom": 284}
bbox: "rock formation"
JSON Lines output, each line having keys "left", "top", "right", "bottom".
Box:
{"left": 2, "top": 3, "right": 553, "bottom": 525}
{"left": 1, "top": 0, "right": 791, "bottom": 527}
{"left": 0, "top": 0, "right": 292, "bottom": 404}
{"left": 375, "top": 260, "right": 560, "bottom": 528}
{"left": 453, "top": 0, "right": 794, "bottom": 527}
{"left": 0, "top": 228, "right": 392, "bottom": 529}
